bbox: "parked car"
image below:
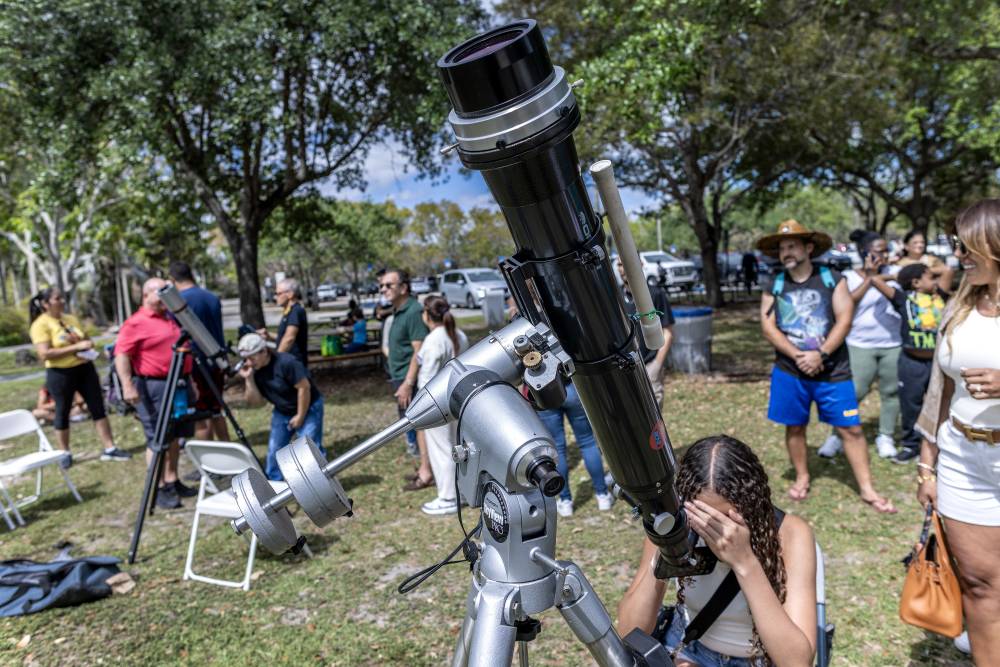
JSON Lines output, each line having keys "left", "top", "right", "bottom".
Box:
{"left": 410, "top": 276, "right": 433, "bottom": 295}
{"left": 636, "top": 251, "right": 697, "bottom": 290}
{"left": 440, "top": 268, "right": 509, "bottom": 309}
{"left": 925, "top": 234, "right": 961, "bottom": 269}
{"left": 316, "top": 283, "right": 339, "bottom": 302}
{"left": 690, "top": 251, "right": 747, "bottom": 284}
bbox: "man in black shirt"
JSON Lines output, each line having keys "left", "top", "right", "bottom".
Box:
{"left": 259, "top": 278, "right": 309, "bottom": 366}
{"left": 757, "top": 219, "right": 895, "bottom": 513}
{"left": 616, "top": 258, "right": 675, "bottom": 408}
{"left": 237, "top": 333, "right": 325, "bottom": 481}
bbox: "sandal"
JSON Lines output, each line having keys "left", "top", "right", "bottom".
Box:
{"left": 404, "top": 470, "right": 420, "bottom": 482}
{"left": 403, "top": 476, "right": 435, "bottom": 492}
{"left": 787, "top": 480, "right": 810, "bottom": 502}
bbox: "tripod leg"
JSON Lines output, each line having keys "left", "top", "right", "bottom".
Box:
{"left": 466, "top": 581, "right": 517, "bottom": 667}
{"left": 128, "top": 446, "right": 162, "bottom": 564}
{"left": 451, "top": 614, "right": 474, "bottom": 667}
{"left": 517, "top": 641, "right": 528, "bottom": 667}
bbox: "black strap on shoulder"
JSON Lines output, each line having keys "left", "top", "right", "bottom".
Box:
{"left": 682, "top": 508, "right": 786, "bottom": 644}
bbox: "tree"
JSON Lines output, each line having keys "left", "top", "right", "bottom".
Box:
{"left": 267, "top": 196, "right": 403, "bottom": 297}
{"left": 3, "top": 0, "right": 483, "bottom": 326}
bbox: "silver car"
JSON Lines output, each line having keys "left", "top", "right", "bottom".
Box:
{"left": 440, "top": 268, "right": 508, "bottom": 309}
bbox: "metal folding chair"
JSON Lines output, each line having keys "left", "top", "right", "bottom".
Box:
{"left": 183, "top": 440, "right": 310, "bottom": 591}
{"left": 0, "top": 410, "right": 82, "bottom": 530}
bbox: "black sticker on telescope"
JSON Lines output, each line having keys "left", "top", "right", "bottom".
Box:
{"left": 482, "top": 481, "right": 509, "bottom": 543}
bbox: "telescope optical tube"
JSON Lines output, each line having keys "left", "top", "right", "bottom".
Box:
{"left": 437, "top": 21, "right": 696, "bottom": 574}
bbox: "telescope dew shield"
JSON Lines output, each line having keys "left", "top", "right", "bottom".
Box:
{"left": 438, "top": 21, "right": 693, "bottom": 568}
{"left": 158, "top": 284, "right": 230, "bottom": 371}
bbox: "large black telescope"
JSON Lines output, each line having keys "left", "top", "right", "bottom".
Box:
{"left": 438, "top": 21, "right": 704, "bottom": 577}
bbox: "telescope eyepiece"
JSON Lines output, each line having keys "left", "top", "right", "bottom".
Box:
{"left": 438, "top": 20, "right": 553, "bottom": 117}
{"left": 526, "top": 458, "right": 564, "bottom": 498}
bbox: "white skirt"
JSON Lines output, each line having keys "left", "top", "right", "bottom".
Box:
{"left": 936, "top": 420, "right": 1000, "bottom": 526}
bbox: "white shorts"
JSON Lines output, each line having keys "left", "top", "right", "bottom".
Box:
{"left": 936, "top": 420, "right": 1000, "bottom": 526}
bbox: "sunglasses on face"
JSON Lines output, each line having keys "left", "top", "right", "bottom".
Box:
{"left": 379, "top": 282, "right": 399, "bottom": 290}
{"left": 950, "top": 235, "right": 969, "bottom": 255}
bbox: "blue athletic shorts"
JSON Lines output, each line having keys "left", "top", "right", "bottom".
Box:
{"left": 767, "top": 366, "right": 861, "bottom": 427}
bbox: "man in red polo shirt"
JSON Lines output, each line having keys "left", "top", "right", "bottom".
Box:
{"left": 114, "top": 277, "right": 197, "bottom": 509}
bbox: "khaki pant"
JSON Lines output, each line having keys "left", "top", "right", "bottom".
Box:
{"left": 647, "top": 362, "right": 664, "bottom": 410}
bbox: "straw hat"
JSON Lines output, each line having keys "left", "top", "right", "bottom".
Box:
{"left": 755, "top": 219, "right": 832, "bottom": 258}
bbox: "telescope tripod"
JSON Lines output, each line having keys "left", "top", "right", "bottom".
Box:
{"left": 127, "top": 334, "right": 258, "bottom": 564}
{"left": 450, "top": 478, "right": 672, "bottom": 667}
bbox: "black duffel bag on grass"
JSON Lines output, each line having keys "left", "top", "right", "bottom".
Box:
{"left": 0, "top": 557, "right": 121, "bottom": 617}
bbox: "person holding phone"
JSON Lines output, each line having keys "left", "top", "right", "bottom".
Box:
{"left": 818, "top": 230, "right": 903, "bottom": 460}
{"left": 29, "top": 287, "right": 130, "bottom": 467}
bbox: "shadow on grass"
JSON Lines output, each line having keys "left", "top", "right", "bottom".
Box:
{"left": 16, "top": 482, "right": 106, "bottom": 515}
{"left": 907, "top": 632, "right": 972, "bottom": 666}
{"left": 340, "top": 473, "right": 382, "bottom": 492}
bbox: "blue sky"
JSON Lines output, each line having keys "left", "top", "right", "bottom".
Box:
{"left": 329, "top": 140, "right": 659, "bottom": 217}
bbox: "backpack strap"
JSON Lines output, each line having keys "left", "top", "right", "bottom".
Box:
{"left": 682, "top": 508, "right": 786, "bottom": 645}
{"left": 771, "top": 271, "right": 786, "bottom": 296}
{"left": 819, "top": 265, "right": 835, "bottom": 289}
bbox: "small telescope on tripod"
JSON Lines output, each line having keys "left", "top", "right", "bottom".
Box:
{"left": 228, "top": 19, "right": 716, "bottom": 666}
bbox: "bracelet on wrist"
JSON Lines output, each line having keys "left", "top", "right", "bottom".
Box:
{"left": 917, "top": 473, "right": 936, "bottom": 484}
{"left": 916, "top": 462, "right": 936, "bottom": 474}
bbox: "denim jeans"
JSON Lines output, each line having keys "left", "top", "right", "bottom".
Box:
{"left": 537, "top": 383, "right": 607, "bottom": 501}
{"left": 390, "top": 378, "right": 418, "bottom": 447}
{"left": 663, "top": 607, "right": 753, "bottom": 667}
{"left": 266, "top": 398, "right": 325, "bottom": 481}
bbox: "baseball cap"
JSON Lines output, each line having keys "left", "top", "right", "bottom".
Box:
{"left": 237, "top": 333, "right": 267, "bottom": 357}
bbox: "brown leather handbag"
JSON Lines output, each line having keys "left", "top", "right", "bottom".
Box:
{"left": 899, "top": 506, "right": 963, "bottom": 637}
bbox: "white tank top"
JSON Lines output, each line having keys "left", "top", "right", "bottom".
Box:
{"left": 938, "top": 308, "right": 1000, "bottom": 427}
{"left": 681, "top": 561, "right": 754, "bottom": 657}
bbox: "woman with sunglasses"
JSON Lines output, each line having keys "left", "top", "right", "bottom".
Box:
{"left": 915, "top": 200, "right": 1000, "bottom": 664}
{"left": 28, "top": 287, "right": 129, "bottom": 467}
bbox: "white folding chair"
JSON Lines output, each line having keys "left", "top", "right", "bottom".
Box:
{"left": 183, "top": 440, "right": 311, "bottom": 591}
{"left": 0, "top": 409, "right": 83, "bottom": 530}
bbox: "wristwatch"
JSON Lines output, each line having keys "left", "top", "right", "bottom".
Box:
{"left": 820, "top": 351, "right": 831, "bottom": 367}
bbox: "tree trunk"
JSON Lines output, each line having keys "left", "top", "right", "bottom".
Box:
{"left": 0, "top": 255, "right": 8, "bottom": 306}
{"left": 684, "top": 198, "right": 724, "bottom": 308}
{"left": 228, "top": 230, "right": 264, "bottom": 328}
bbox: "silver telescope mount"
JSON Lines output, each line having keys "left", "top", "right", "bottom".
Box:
{"left": 228, "top": 318, "right": 672, "bottom": 666}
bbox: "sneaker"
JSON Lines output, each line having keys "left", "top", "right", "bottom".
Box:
{"left": 892, "top": 448, "right": 920, "bottom": 464}
{"left": 406, "top": 441, "right": 420, "bottom": 459}
{"left": 953, "top": 631, "right": 970, "bottom": 655}
{"left": 817, "top": 434, "right": 843, "bottom": 458}
{"left": 59, "top": 453, "right": 73, "bottom": 469}
{"left": 875, "top": 434, "right": 897, "bottom": 459}
{"left": 595, "top": 492, "right": 615, "bottom": 511}
{"left": 69, "top": 413, "right": 88, "bottom": 423}
{"left": 421, "top": 497, "right": 458, "bottom": 516}
{"left": 155, "top": 485, "right": 182, "bottom": 510}
{"left": 556, "top": 498, "right": 574, "bottom": 517}
{"left": 100, "top": 447, "right": 132, "bottom": 462}
{"left": 172, "top": 480, "right": 198, "bottom": 498}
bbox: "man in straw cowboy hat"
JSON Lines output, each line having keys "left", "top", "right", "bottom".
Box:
{"left": 757, "top": 220, "right": 896, "bottom": 513}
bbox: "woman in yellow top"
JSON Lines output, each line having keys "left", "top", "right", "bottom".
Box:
{"left": 894, "top": 229, "right": 956, "bottom": 294}
{"left": 28, "top": 288, "right": 130, "bottom": 467}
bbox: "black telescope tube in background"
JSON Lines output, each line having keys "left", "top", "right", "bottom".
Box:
{"left": 438, "top": 21, "right": 694, "bottom": 570}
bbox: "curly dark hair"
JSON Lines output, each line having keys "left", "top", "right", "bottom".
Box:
{"left": 675, "top": 434, "right": 786, "bottom": 664}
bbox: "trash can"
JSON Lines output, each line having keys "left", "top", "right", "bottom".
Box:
{"left": 668, "top": 307, "right": 712, "bottom": 373}
{"left": 483, "top": 289, "right": 507, "bottom": 328}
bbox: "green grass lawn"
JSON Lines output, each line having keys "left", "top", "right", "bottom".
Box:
{"left": 0, "top": 307, "right": 971, "bottom": 666}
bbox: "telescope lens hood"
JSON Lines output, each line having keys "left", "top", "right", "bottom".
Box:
{"left": 438, "top": 20, "right": 552, "bottom": 117}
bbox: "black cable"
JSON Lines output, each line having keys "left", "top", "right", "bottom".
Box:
{"left": 397, "top": 519, "right": 481, "bottom": 595}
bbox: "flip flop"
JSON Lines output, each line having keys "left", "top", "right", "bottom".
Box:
{"left": 403, "top": 476, "right": 435, "bottom": 492}
{"left": 862, "top": 495, "right": 897, "bottom": 514}
{"left": 787, "top": 481, "right": 810, "bottom": 502}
